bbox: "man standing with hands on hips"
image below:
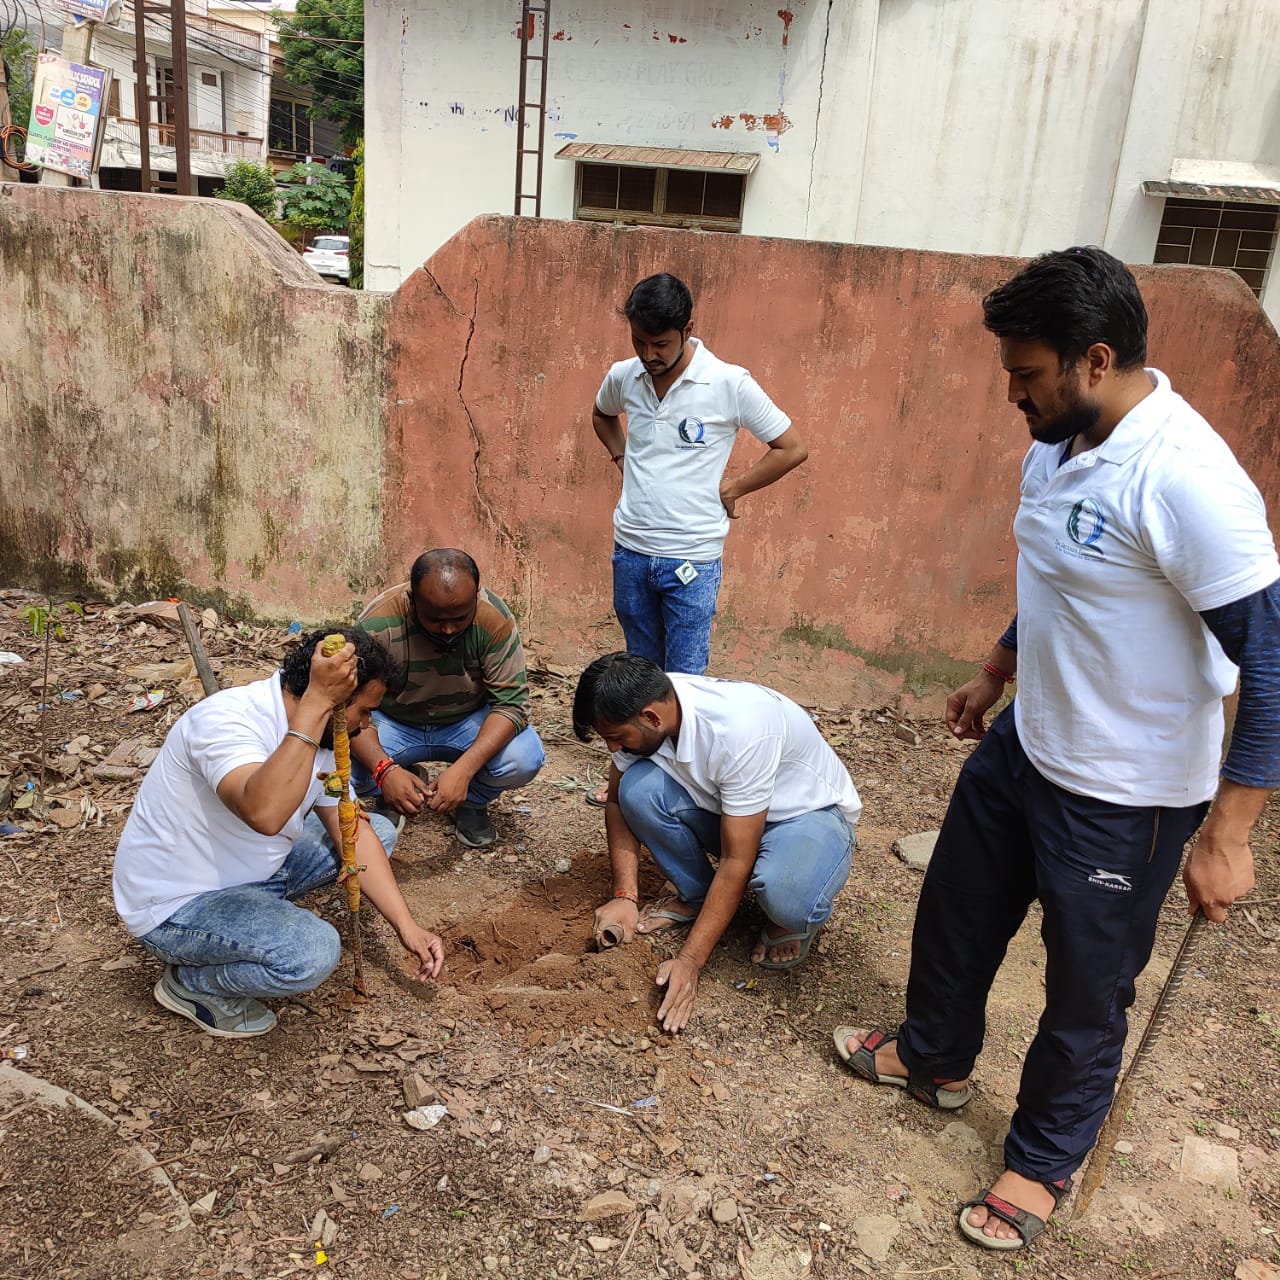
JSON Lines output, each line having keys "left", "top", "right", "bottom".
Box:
{"left": 588, "top": 273, "right": 808, "bottom": 804}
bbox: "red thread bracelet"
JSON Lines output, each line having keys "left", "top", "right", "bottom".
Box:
{"left": 613, "top": 889, "right": 639, "bottom": 904}
{"left": 372, "top": 757, "right": 396, "bottom": 786}
{"left": 982, "top": 661, "right": 1015, "bottom": 684}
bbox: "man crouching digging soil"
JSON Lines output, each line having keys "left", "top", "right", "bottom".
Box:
{"left": 573, "top": 652, "right": 861, "bottom": 1033}
{"left": 112, "top": 629, "right": 444, "bottom": 1037}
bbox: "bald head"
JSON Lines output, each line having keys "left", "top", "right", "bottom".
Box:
{"left": 410, "top": 548, "right": 480, "bottom": 596}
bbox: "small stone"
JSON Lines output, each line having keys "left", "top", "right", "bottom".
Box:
{"left": 711, "top": 1081, "right": 730, "bottom": 1103}
{"left": 358, "top": 1162, "right": 384, "bottom": 1183}
{"left": 1214, "top": 1123, "right": 1241, "bottom": 1141}
{"left": 588, "top": 1236, "right": 618, "bottom": 1253}
{"left": 1236, "top": 1262, "right": 1280, "bottom": 1280}
{"left": 1115, "top": 1140, "right": 1135, "bottom": 1155}
{"left": 851, "top": 1213, "right": 900, "bottom": 1262}
{"left": 191, "top": 1191, "right": 217, "bottom": 1215}
{"left": 580, "top": 1190, "right": 635, "bottom": 1221}
{"left": 711, "top": 1197, "right": 737, "bottom": 1224}
{"left": 892, "top": 831, "right": 938, "bottom": 872}
{"left": 1190, "top": 1080, "right": 1206, "bottom": 1094}
{"left": 402, "top": 1074, "right": 437, "bottom": 1109}
{"left": 553, "top": 857, "right": 572, "bottom": 874}
{"left": 938, "top": 1120, "right": 985, "bottom": 1163}
{"left": 532, "top": 1144, "right": 552, "bottom": 1165}
{"left": 482, "top": 1256, "right": 499, "bottom": 1272}
{"left": 1179, "top": 1135, "right": 1240, "bottom": 1192}
{"left": 894, "top": 723, "right": 921, "bottom": 746}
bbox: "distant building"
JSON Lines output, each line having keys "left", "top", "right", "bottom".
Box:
{"left": 87, "top": 0, "right": 341, "bottom": 194}
{"left": 364, "top": 0, "right": 1280, "bottom": 325}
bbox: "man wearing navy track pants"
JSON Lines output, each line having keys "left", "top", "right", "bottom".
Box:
{"left": 833, "top": 248, "right": 1280, "bottom": 1252}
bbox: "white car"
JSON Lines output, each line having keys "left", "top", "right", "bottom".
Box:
{"left": 303, "top": 235, "right": 350, "bottom": 283}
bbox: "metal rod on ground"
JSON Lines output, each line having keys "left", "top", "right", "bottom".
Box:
{"left": 1072, "top": 909, "right": 1207, "bottom": 1220}
{"left": 176, "top": 603, "right": 220, "bottom": 698}
{"left": 321, "top": 633, "right": 366, "bottom": 996}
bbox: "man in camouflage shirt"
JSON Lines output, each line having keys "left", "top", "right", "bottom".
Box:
{"left": 352, "top": 549, "right": 545, "bottom": 848}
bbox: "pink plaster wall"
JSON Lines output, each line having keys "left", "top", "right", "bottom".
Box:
{"left": 382, "top": 216, "right": 1280, "bottom": 684}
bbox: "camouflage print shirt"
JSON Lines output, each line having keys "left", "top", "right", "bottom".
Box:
{"left": 357, "top": 582, "right": 531, "bottom": 732}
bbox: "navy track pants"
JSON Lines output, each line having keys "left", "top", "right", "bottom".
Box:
{"left": 896, "top": 706, "right": 1208, "bottom": 1183}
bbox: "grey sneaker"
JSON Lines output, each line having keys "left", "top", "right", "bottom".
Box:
{"left": 454, "top": 804, "right": 496, "bottom": 848}
{"left": 153, "top": 965, "right": 278, "bottom": 1038}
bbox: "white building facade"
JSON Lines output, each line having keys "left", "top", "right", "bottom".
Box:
{"left": 364, "top": 0, "right": 1280, "bottom": 324}
{"left": 94, "top": 0, "right": 270, "bottom": 191}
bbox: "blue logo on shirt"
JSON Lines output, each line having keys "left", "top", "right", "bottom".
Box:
{"left": 677, "top": 417, "right": 706, "bottom": 446}
{"left": 1067, "top": 499, "right": 1106, "bottom": 547}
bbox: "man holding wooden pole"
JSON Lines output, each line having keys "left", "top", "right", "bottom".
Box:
{"left": 112, "top": 629, "right": 444, "bottom": 1038}
{"left": 833, "top": 248, "right": 1280, "bottom": 1251}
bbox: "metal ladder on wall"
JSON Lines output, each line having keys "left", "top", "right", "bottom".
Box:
{"left": 513, "top": 0, "right": 550, "bottom": 216}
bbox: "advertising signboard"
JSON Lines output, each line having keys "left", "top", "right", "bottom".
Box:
{"left": 25, "top": 53, "right": 111, "bottom": 180}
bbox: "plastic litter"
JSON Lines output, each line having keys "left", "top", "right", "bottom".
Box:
{"left": 404, "top": 1104, "right": 448, "bottom": 1130}
{"left": 1, "top": 1045, "right": 29, "bottom": 1061}
{"left": 0, "top": 652, "right": 23, "bottom": 664}
{"left": 127, "top": 690, "right": 165, "bottom": 714}
{"left": 630, "top": 1095, "right": 659, "bottom": 1109}
{"left": 287, "top": 621, "right": 302, "bottom": 634}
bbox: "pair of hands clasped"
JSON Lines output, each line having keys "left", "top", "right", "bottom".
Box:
{"left": 593, "top": 896, "right": 700, "bottom": 1034}
{"left": 376, "top": 761, "right": 473, "bottom": 817}
{"left": 946, "top": 667, "right": 1257, "bottom": 925}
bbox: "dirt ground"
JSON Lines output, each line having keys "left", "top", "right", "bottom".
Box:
{"left": 0, "top": 588, "right": 1277, "bottom": 1280}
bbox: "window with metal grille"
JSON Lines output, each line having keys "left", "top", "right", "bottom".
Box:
{"left": 1153, "top": 198, "right": 1278, "bottom": 298}
{"left": 574, "top": 162, "right": 746, "bottom": 232}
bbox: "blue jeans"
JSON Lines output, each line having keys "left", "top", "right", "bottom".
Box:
{"left": 612, "top": 543, "right": 724, "bottom": 674}
{"left": 137, "top": 811, "right": 399, "bottom": 1000}
{"left": 352, "top": 707, "right": 546, "bottom": 806}
{"left": 618, "top": 760, "right": 854, "bottom": 934}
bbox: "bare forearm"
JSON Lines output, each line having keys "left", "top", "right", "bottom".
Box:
{"left": 1206, "top": 778, "right": 1271, "bottom": 839}
{"left": 722, "top": 439, "right": 807, "bottom": 505}
{"left": 349, "top": 720, "right": 388, "bottom": 771}
{"left": 679, "top": 857, "right": 753, "bottom": 968}
{"left": 347, "top": 818, "right": 417, "bottom": 936}
{"left": 604, "top": 763, "right": 641, "bottom": 895}
{"left": 593, "top": 408, "right": 626, "bottom": 466}
{"left": 985, "top": 642, "right": 1017, "bottom": 677}
{"left": 231, "top": 689, "right": 335, "bottom": 832}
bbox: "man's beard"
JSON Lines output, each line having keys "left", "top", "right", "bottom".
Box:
{"left": 318, "top": 721, "right": 362, "bottom": 750}
{"left": 1021, "top": 396, "right": 1101, "bottom": 446}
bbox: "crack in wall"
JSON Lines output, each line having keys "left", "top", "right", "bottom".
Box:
{"left": 805, "top": 0, "right": 835, "bottom": 234}
{"left": 418, "top": 266, "right": 536, "bottom": 620}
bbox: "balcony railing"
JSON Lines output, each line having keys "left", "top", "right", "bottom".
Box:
{"left": 110, "top": 118, "right": 264, "bottom": 158}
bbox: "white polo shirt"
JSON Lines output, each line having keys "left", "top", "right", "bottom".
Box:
{"left": 596, "top": 338, "right": 792, "bottom": 562}
{"left": 1014, "top": 369, "right": 1280, "bottom": 808}
{"left": 612, "top": 674, "right": 862, "bottom": 825}
{"left": 112, "top": 674, "right": 340, "bottom": 937}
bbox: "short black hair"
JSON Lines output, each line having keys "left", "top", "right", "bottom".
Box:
{"left": 573, "top": 652, "right": 674, "bottom": 741}
{"left": 623, "top": 273, "right": 693, "bottom": 336}
{"left": 410, "top": 548, "right": 481, "bottom": 594}
{"left": 982, "top": 246, "right": 1148, "bottom": 371}
{"left": 279, "top": 628, "right": 398, "bottom": 697}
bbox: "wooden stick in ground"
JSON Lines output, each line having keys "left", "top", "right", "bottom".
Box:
{"left": 176, "top": 602, "right": 220, "bottom": 698}
{"left": 1072, "top": 909, "right": 1207, "bottom": 1220}
{"left": 320, "top": 633, "right": 366, "bottom": 996}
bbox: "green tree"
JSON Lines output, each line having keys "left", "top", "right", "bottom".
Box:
{"left": 279, "top": 160, "right": 351, "bottom": 233}
{"left": 214, "top": 159, "right": 278, "bottom": 219}
{"left": 348, "top": 138, "right": 364, "bottom": 289}
{"left": 273, "top": 0, "right": 362, "bottom": 146}
{"left": 2, "top": 28, "right": 39, "bottom": 133}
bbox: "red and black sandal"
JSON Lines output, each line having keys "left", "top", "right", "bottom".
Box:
{"left": 831, "top": 1026, "right": 971, "bottom": 1110}
{"left": 957, "top": 1177, "right": 1072, "bottom": 1251}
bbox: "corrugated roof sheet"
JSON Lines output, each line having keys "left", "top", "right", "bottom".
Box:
{"left": 556, "top": 142, "right": 760, "bottom": 174}
{"left": 1144, "top": 179, "right": 1280, "bottom": 206}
